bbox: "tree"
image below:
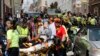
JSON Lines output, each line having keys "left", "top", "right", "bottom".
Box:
{"left": 54, "top": 2, "right": 58, "bottom": 8}
{"left": 50, "top": 2, "right": 58, "bottom": 9}
{"left": 55, "top": 8, "right": 61, "bottom": 13}
{"left": 50, "top": 3, "right": 54, "bottom": 9}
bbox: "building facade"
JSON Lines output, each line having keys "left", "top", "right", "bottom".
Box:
{"left": 0, "top": 0, "right": 12, "bottom": 19}
{"left": 58, "top": 0, "right": 73, "bottom": 12}
{"left": 0, "top": 0, "right": 23, "bottom": 23}
{"left": 13, "top": 0, "right": 22, "bottom": 15}
{"left": 0, "top": 0, "right": 12, "bottom": 23}
{"left": 72, "top": 0, "right": 89, "bottom": 15}
{"left": 89, "top": 0, "right": 100, "bottom": 16}
{"left": 27, "top": 0, "right": 48, "bottom": 13}
{"left": 22, "top": 0, "right": 34, "bottom": 13}
{"left": 4, "top": 0, "right": 12, "bottom": 15}
{"left": 36, "top": 0, "right": 47, "bottom": 12}
{"left": 4, "top": 0, "right": 22, "bottom": 17}
{"left": 47, "top": 0, "right": 73, "bottom": 13}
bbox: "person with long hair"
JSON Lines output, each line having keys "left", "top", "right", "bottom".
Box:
{"left": 6, "top": 20, "right": 19, "bottom": 56}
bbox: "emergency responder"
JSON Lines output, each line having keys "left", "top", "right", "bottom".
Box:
{"left": 17, "top": 19, "right": 30, "bottom": 48}
{"left": 63, "top": 11, "right": 72, "bottom": 28}
{"left": 89, "top": 17, "right": 97, "bottom": 26}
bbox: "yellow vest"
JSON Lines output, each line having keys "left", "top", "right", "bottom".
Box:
{"left": 81, "top": 18, "right": 86, "bottom": 25}
{"left": 76, "top": 17, "right": 81, "bottom": 22}
{"left": 70, "top": 26, "right": 79, "bottom": 34}
{"left": 88, "top": 17, "right": 91, "bottom": 23}
{"left": 90, "top": 18, "right": 96, "bottom": 25}
{"left": 17, "top": 25, "right": 29, "bottom": 38}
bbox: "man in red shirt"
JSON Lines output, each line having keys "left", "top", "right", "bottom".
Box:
{"left": 55, "top": 18, "right": 66, "bottom": 41}
{"left": 54, "top": 18, "right": 67, "bottom": 56}
{"left": 56, "top": 25, "right": 66, "bottom": 41}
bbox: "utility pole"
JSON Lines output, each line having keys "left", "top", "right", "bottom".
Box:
{"left": 1, "top": 0, "right": 4, "bottom": 24}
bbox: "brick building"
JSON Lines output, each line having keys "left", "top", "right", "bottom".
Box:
{"left": 89, "top": 0, "right": 100, "bottom": 16}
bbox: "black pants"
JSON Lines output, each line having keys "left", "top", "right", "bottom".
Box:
{"left": 19, "top": 37, "right": 28, "bottom": 48}
{"left": 0, "top": 36, "right": 6, "bottom": 56}
{"left": 53, "top": 37, "right": 66, "bottom": 56}
{"left": 53, "top": 48, "right": 66, "bottom": 56}
{"left": 8, "top": 47, "right": 19, "bottom": 56}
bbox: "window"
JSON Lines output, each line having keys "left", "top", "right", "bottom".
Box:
{"left": 94, "top": 7, "right": 99, "bottom": 16}
{"left": 89, "top": 29, "right": 100, "bottom": 41}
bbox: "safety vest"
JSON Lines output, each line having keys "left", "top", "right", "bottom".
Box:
{"left": 17, "top": 25, "right": 29, "bottom": 38}
{"left": 88, "top": 17, "right": 91, "bottom": 23}
{"left": 76, "top": 17, "right": 81, "bottom": 22}
{"left": 70, "top": 26, "right": 79, "bottom": 34}
{"left": 90, "top": 18, "right": 97, "bottom": 25}
{"left": 58, "top": 14, "right": 62, "bottom": 17}
{"left": 81, "top": 18, "right": 86, "bottom": 25}
{"left": 63, "top": 16, "right": 70, "bottom": 23}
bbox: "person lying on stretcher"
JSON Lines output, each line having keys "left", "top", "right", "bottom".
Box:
{"left": 20, "top": 40, "right": 54, "bottom": 53}
{"left": 22, "top": 37, "right": 44, "bottom": 48}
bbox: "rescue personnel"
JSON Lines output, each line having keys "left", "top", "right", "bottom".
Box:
{"left": 89, "top": 17, "right": 97, "bottom": 26}
{"left": 17, "top": 19, "right": 30, "bottom": 48}
{"left": 63, "top": 11, "right": 72, "bottom": 28}
{"left": 76, "top": 15, "right": 81, "bottom": 27}
{"left": 81, "top": 15, "right": 86, "bottom": 27}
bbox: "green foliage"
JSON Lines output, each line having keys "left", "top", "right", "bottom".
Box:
{"left": 50, "top": 1, "right": 58, "bottom": 9}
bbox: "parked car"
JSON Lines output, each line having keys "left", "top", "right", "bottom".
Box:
{"left": 73, "top": 28, "right": 100, "bottom": 56}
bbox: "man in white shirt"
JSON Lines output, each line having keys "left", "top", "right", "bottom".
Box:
{"left": 48, "top": 17, "right": 56, "bottom": 39}
{"left": 38, "top": 22, "right": 52, "bottom": 41}
{"left": 48, "top": 17, "right": 56, "bottom": 56}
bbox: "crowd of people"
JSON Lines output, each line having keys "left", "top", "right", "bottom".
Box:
{"left": 0, "top": 11, "right": 99, "bottom": 56}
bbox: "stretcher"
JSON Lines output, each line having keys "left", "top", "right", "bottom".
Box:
{"left": 20, "top": 40, "right": 54, "bottom": 54}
